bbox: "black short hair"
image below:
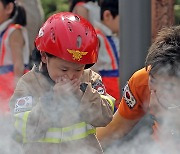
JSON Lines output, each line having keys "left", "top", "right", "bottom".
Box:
{"left": 1, "top": 0, "right": 26, "bottom": 26}
{"left": 145, "top": 26, "right": 180, "bottom": 77}
{"left": 0, "top": 0, "right": 15, "bottom": 3}
{"left": 100, "top": 0, "right": 119, "bottom": 20}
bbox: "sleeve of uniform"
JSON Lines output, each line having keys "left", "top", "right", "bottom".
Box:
{"left": 9, "top": 77, "right": 52, "bottom": 143}
{"left": 118, "top": 68, "right": 150, "bottom": 120}
{"left": 78, "top": 69, "right": 114, "bottom": 127}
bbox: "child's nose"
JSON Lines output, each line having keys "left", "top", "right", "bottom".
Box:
{"left": 67, "top": 72, "right": 76, "bottom": 80}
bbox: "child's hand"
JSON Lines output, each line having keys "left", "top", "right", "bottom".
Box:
{"left": 53, "top": 75, "right": 83, "bottom": 99}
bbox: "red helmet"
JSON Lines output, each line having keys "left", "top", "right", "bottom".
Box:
{"left": 35, "top": 12, "right": 99, "bottom": 67}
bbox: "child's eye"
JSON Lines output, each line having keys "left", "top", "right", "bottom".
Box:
{"left": 76, "top": 69, "right": 82, "bottom": 72}
{"left": 61, "top": 69, "right": 67, "bottom": 72}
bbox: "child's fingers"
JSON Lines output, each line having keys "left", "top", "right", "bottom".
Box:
{"left": 71, "top": 78, "right": 80, "bottom": 85}
{"left": 71, "top": 80, "right": 81, "bottom": 90}
{"left": 54, "top": 78, "right": 81, "bottom": 95}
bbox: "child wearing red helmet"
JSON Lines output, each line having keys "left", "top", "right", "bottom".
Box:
{"left": 9, "top": 12, "right": 114, "bottom": 154}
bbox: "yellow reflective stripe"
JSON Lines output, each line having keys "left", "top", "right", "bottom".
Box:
{"left": 61, "top": 124, "right": 95, "bottom": 142}
{"left": 48, "top": 128, "right": 61, "bottom": 132}
{"left": 47, "top": 122, "right": 86, "bottom": 132}
{"left": 22, "top": 111, "right": 31, "bottom": 143}
{"left": 38, "top": 129, "right": 95, "bottom": 143}
{"left": 100, "top": 95, "right": 114, "bottom": 112}
{"left": 37, "top": 123, "right": 95, "bottom": 143}
{"left": 38, "top": 138, "right": 60, "bottom": 143}
{"left": 14, "top": 114, "right": 19, "bottom": 130}
{"left": 14, "top": 111, "right": 31, "bottom": 143}
{"left": 87, "top": 128, "right": 96, "bottom": 134}
{"left": 61, "top": 128, "right": 95, "bottom": 142}
{"left": 62, "top": 122, "right": 86, "bottom": 132}
{"left": 14, "top": 112, "right": 27, "bottom": 133}
{"left": 14, "top": 112, "right": 25, "bottom": 131}
{"left": 14, "top": 114, "right": 95, "bottom": 143}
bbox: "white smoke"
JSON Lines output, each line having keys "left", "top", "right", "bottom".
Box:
{"left": 102, "top": 73, "right": 180, "bottom": 154}
{"left": 1, "top": 81, "right": 108, "bottom": 154}
{"left": 1, "top": 66, "right": 180, "bottom": 154}
{"left": 0, "top": 113, "right": 23, "bottom": 154}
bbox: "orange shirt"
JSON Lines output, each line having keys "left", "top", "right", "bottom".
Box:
{"left": 118, "top": 68, "right": 150, "bottom": 120}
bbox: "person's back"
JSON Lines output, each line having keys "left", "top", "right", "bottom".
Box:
{"left": 91, "top": 0, "right": 120, "bottom": 110}
{"left": 0, "top": 0, "right": 29, "bottom": 112}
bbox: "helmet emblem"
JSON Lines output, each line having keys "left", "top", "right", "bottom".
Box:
{"left": 67, "top": 49, "right": 88, "bottom": 61}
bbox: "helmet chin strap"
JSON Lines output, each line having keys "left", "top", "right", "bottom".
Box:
{"left": 84, "top": 63, "right": 95, "bottom": 69}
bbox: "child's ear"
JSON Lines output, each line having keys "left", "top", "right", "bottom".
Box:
{"left": 103, "top": 10, "right": 112, "bottom": 21}
{"left": 5, "top": 2, "right": 14, "bottom": 15}
{"left": 40, "top": 52, "right": 47, "bottom": 63}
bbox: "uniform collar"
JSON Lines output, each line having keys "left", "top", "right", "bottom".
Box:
{"left": 32, "top": 65, "right": 55, "bottom": 91}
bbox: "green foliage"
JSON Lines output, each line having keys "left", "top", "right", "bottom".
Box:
{"left": 175, "top": 0, "right": 180, "bottom": 24}
{"left": 176, "top": 0, "right": 180, "bottom": 4}
{"left": 41, "top": 0, "right": 69, "bottom": 20}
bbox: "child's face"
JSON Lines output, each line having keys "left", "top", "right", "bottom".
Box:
{"left": 42, "top": 55, "right": 85, "bottom": 83}
{"left": 0, "top": 1, "right": 6, "bottom": 24}
{"left": 111, "top": 15, "right": 119, "bottom": 34}
{"left": 103, "top": 11, "right": 119, "bottom": 34}
{"left": 0, "top": 1, "right": 12, "bottom": 24}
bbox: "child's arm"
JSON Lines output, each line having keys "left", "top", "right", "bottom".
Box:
{"left": 78, "top": 70, "right": 114, "bottom": 127}
{"left": 9, "top": 77, "right": 52, "bottom": 142}
{"left": 10, "top": 28, "right": 25, "bottom": 84}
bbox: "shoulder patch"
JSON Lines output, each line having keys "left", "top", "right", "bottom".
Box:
{"left": 92, "top": 79, "right": 106, "bottom": 95}
{"left": 123, "top": 83, "right": 136, "bottom": 109}
{"left": 14, "top": 96, "right": 32, "bottom": 113}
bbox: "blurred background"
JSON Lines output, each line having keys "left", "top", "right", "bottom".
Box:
{"left": 41, "top": 0, "right": 69, "bottom": 19}
{"left": 41, "top": 0, "right": 180, "bottom": 23}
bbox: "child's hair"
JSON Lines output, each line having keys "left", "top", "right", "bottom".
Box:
{"left": 31, "top": 47, "right": 55, "bottom": 67}
{"left": 100, "top": 0, "right": 118, "bottom": 20}
{"left": 31, "top": 47, "right": 56, "bottom": 78}
{"left": 1, "top": 0, "right": 27, "bottom": 26}
{"left": 145, "top": 26, "right": 180, "bottom": 77}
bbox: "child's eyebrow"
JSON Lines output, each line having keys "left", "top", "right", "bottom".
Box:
{"left": 58, "top": 65, "right": 68, "bottom": 69}
{"left": 59, "top": 64, "right": 84, "bottom": 69}
{"left": 76, "top": 66, "right": 84, "bottom": 69}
